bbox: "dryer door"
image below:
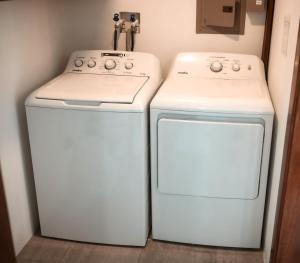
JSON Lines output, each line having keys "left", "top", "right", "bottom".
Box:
{"left": 157, "top": 118, "right": 264, "bottom": 200}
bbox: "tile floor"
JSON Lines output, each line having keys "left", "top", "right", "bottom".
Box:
{"left": 17, "top": 234, "right": 263, "bottom": 263}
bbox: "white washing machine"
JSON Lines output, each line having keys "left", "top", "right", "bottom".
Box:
{"left": 26, "top": 50, "right": 162, "bottom": 246}
{"left": 150, "top": 52, "right": 274, "bottom": 248}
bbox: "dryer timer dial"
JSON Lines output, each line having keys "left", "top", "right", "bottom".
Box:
{"left": 210, "top": 61, "right": 223, "bottom": 73}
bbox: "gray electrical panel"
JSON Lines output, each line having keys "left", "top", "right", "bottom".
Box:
{"left": 196, "top": 0, "right": 246, "bottom": 35}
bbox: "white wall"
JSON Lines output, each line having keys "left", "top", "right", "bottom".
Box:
{"left": 263, "top": 1, "right": 300, "bottom": 262}
{"left": 84, "top": 0, "right": 266, "bottom": 75}
{"left": 0, "top": 0, "right": 99, "bottom": 255}
{"left": 0, "top": 0, "right": 65, "bottom": 254}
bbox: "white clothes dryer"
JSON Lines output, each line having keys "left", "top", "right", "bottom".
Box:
{"left": 26, "top": 50, "right": 162, "bottom": 246}
{"left": 150, "top": 52, "right": 274, "bottom": 248}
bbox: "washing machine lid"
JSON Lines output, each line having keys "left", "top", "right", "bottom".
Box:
{"left": 35, "top": 73, "right": 149, "bottom": 104}
{"left": 151, "top": 77, "right": 274, "bottom": 114}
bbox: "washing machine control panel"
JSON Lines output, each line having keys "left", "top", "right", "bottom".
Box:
{"left": 66, "top": 50, "right": 159, "bottom": 77}
{"left": 173, "top": 53, "right": 264, "bottom": 80}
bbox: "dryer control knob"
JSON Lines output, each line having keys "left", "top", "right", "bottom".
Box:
{"left": 210, "top": 61, "right": 223, "bottom": 73}
{"left": 87, "top": 60, "right": 96, "bottom": 68}
{"left": 232, "top": 63, "right": 240, "bottom": 72}
{"left": 125, "top": 62, "right": 134, "bottom": 70}
{"left": 74, "top": 59, "right": 84, "bottom": 67}
{"left": 105, "top": 59, "right": 116, "bottom": 70}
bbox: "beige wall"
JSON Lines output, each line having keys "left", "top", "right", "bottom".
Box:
{"left": 94, "top": 0, "right": 265, "bottom": 73}
{"left": 86, "top": 0, "right": 266, "bottom": 75}
{"left": 0, "top": 0, "right": 66, "bottom": 254}
{"left": 264, "top": 0, "right": 300, "bottom": 262}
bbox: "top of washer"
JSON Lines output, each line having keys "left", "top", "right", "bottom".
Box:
{"left": 151, "top": 52, "right": 274, "bottom": 115}
{"left": 26, "top": 50, "right": 162, "bottom": 112}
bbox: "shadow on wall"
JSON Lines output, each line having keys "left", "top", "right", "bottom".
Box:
{"left": 248, "top": 12, "right": 266, "bottom": 26}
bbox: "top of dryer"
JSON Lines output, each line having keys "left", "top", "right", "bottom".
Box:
{"left": 151, "top": 52, "right": 274, "bottom": 115}
{"left": 167, "top": 52, "right": 265, "bottom": 80}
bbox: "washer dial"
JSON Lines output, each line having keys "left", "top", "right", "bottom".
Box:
{"left": 125, "top": 62, "right": 134, "bottom": 70}
{"left": 87, "top": 60, "right": 96, "bottom": 68}
{"left": 104, "top": 59, "right": 117, "bottom": 70}
{"left": 74, "top": 59, "right": 83, "bottom": 67}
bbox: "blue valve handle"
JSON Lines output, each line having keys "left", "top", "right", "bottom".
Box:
{"left": 130, "top": 14, "right": 136, "bottom": 22}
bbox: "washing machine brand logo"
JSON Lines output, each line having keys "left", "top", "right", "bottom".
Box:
{"left": 72, "top": 69, "right": 82, "bottom": 72}
{"left": 101, "top": 52, "right": 125, "bottom": 57}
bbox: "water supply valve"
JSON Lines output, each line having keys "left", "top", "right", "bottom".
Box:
{"left": 113, "top": 13, "right": 124, "bottom": 31}
{"left": 130, "top": 14, "right": 139, "bottom": 33}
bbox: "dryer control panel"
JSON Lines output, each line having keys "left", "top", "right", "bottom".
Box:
{"left": 171, "top": 52, "right": 265, "bottom": 80}
{"left": 65, "top": 50, "right": 160, "bottom": 78}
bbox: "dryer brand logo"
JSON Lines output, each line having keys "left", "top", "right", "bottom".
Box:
{"left": 177, "top": 71, "right": 189, "bottom": 75}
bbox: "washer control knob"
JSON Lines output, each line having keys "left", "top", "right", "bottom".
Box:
{"left": 125, "top": 62, "right": 134, "bottom": 70}
{"left": 210, "top": 61, "right": 223, "bottom": 73}
{"left": 104, "top": 59, "right": 116, "bottom": 70}
{"left": 87, "top": 60, "right": 96, "bottom": 68}
{"left": 74, "top": 59, "right": 83, "bottom": 67}
{"left": 232, "top": 63, "right": 240, "bottom": 72}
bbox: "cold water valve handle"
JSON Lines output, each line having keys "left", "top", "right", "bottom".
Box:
{"left": 130, "top": 14, "right": 137, "bottom": 23}
{"left": 130, "top": 14, "right": 138, "bottom": 52}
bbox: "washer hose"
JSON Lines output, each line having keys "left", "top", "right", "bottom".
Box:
{"left": 114, "top": 28, "right": 118, "bottom": 51}
{"left": 130, "top": 14, "right": 138, "bottom": 52}
{"left": 113, "top": 13, "right": 120, "bottom": 51}
{"left": 131, "top": 27, "right": 135, "bottom": 52}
